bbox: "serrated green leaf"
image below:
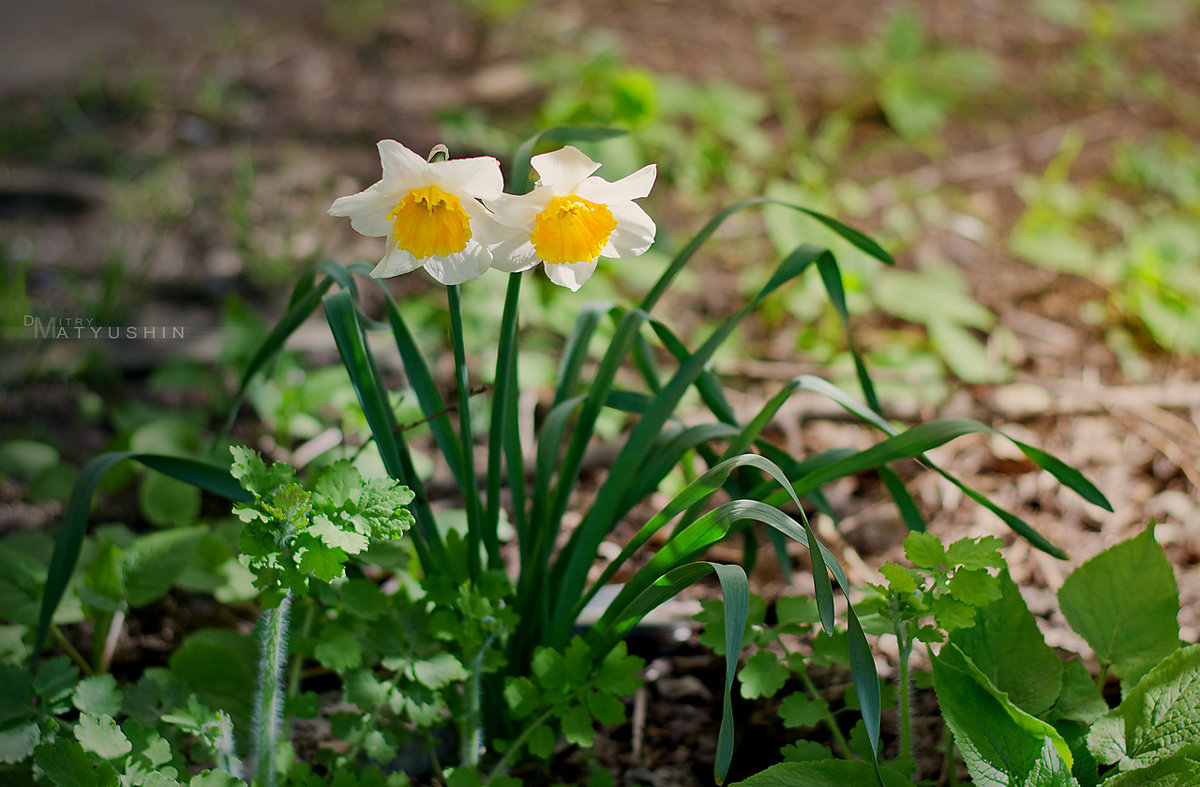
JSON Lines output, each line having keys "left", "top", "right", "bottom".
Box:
{"left": 949, "top": 570, "right": 1064, "bottom": 716}
{"left": 561, "top": 703, "right": 594, "bottom": 747}
{"left": 947, "top": 568, "right": 1002, "bottom": 607}
{"left": 585, "top": 690, "right": 626, "bottom": 726}
{"left": 1058, "top": 527, "right": 1180, "bottom": 678}
{"left": 933, "top": 643, "right": 1075, "bottom": 786}
{"left": 932, "top": 595, "right": 977, "bottom": 631}
{"left": 504, "top": 677, "right": 540, "bottom": 719}
{"left": 779, "top": 692, "right": 828, "bottom": 728}
{"left": 412, "top": 653, "right": 468, "bottom": 690}
{"left": 879, "top": 562, "right": 919, "bottom": 595}
{"left": 778, "top": 739, "right": 831, "bottom": 763}
{"left": 298, "top": 544, "right": 347, "bottom": 583}
{"left": 904, "top": 531, "right": 946, "bottom": 569}
{"left": 0, "top": 719, "right": 39, "bottom": 764}
{"left": 564, "top": 637, "right": 594, "bottom": 684}
{"left": 740, "top": 651, "right": 788, "bottom": 700}
{"left": 339, "top": 579, "right": 388, "bottom": 619}
{"left": 33, "top": 737, "right": 97, "bottom": 787}
{"left": 75, "top": 713, "right": 132, "bottom": 760}
{"left": 527, "top": 723, "right": 557, "bottom": 759}
{"left": 945, "top": 536, "right": 1005, "bottom": 570}
{"left": 1096, "top": 756, "right": 1200, "bottom": 786}
{"left": 73, "top": 675, "right": 123, "bottom": 718}
{"left": 314, "top": 625, "right": 363, "bottom": 672}
{"left": 34, "top": 656, "right": 80, "bottom": 713}
{"left": 1088, "top": 643, "right": 1200, "bottom": 771}
{"left": 0, "top": 545, "right": 51, "bottom": 627}
{"left": 310, "top": 516, "right": 369, "bottom": 555}
{"left": 344, "top": 669, "right": 388, "bottom": 711}
{"left": 532, "top": 647, "right": 566, "bottom": 691}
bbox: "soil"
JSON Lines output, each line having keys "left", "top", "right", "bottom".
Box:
{"left": 2, "top": 1, "right": 1200, "bottom": 785}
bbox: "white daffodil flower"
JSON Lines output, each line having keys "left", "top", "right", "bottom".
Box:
{"left": 485, "top": 146, "right": 656, "bottom": 291}
{"left": 329, "top": 141, "right": 505, "bottom": 285}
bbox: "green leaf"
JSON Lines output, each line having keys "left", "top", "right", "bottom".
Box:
{"left": 903, "top": 531, "right": 946, "bottom": 569}
{"left": 933, "top": 643, "right": 1076, "bottom": 786}
{"left": 1096, "top": 756, "right": 1200, "bottom": 786}
{"left": 779, "top": 692, "right": 829, "bottom": 728}
{"left": 526, "top": 724, "right": 556, "bottom": 759}
{"left": 595, "top": 643, "right": 645, "bottom": 696}
{"left": 314, "top": 625, "right": 363, "bottom": 672}
{"left": 730, "top": 759, "right": 913, "bottom": 786}
{"left": 139, "top": 472, "right": 202, "bottom": 527}
{"left": 949, "top": 570, "right": 1065, "bottom": 716}
{"left": 0, "top": 664, "right": 33, "bottom": 724}
{"left": 585, "top": 690, "right": 626, "bottom": 726}
{"left": 298, "top": 544, "right": 347, "bottom": 583}
{"left": 412, "top": 653, "right": 468, "bottom": 690}
{"left": 339, "top": 579, "right": 388, "bottom": 620}
{"left": 561, "top": 703, "right": 594, "bottom": 747}
{"left": 779, "top": 740, "right": 831, "bottom": 763}
{"left": 34, "top": 656, "right": 80, "bottom": 714}
{"left": 504, "top": 677, "right": 540, "bottom": 719}
{"left": 1058, "top": 526, "right": 1180, "bottom": 677}
{"left": 310, "top": 516, "right": 369, "bottom": 555}
{"left": 879, "top": 563, "right": 919, "bottom": 596}
{"left": 0, "top": 719, "right": 39, "bottom": 764}
{"left": 947, "top": 568, "right": 1002, "bottom": 607}
{"left": 168, "top": 636, "right": 255, "bottom": 729}
{"left": 73, "top": 675, "right": 123, "bottom": 718}
{"left": 1055, "top": 659, "right": 1108, "bottom": 726}
{"left": 75, "top": 713, "right": 132, "bottom": 760}
{"left": 1088, "top": 643, "right": 1200, "bottom": 771}
{"left": 932, "top": 595, "right": 977, "bottom": 632}
{"left": 740, "top": 651, "right": 789, "bottom": 700}
{"left": 188, "top": 770, "right": 245, "bottom": 787}
{"left": 123, "top": 527, "right": 208, "bottom": 607}
{"left": 945, "top": 536, "right": 1005, "bottom": 570}
{"left": 33, "top": 737, "right": 98, "bottom": 787}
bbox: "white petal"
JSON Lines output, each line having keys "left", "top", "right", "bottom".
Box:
{"left": 422, "top": 243, "right": 492, "bottom": 284}
{"left": 488, "top": 233, "right": 540, "bottom": 273}
{"left": 543, "top": 261, "right": 597, "bottom": 291}
{"left": 378, "top": 140, "right": 428, "bottom": 186}
{"left": 531, "top": 146, "right": 601, "bottom": 194}
{"left": 370, "top": 245, "right": 423, "bottom": 278}
{"left": 601, "top": 200, "right": 656, "bottom": 258}
{"left": 462, "top": 199, "right": 511, "bottom": 246}
{"left": 577, "top": 163, "right": 657, "bottom": 204}
{"left": 328, "top": 183, "right": 395, "bottom": 237}
{"left": 484, "top": 190, "right": 551, "bottom": 230}
{"left": 433, "top": 156, "right": 505, "bottom": 198}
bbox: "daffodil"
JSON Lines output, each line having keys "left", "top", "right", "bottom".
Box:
{"left": 485, "top": 146, "right": 656, "bottom": 291}
{"left": 329, "top": 141, "right": 505, "bottom": 285}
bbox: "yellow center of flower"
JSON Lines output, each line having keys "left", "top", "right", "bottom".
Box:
{"left": 386, "top": 184, "right": 472, "bottom": 259}
{"left": 529, "top": 195, "right": 618, "bottom": 264}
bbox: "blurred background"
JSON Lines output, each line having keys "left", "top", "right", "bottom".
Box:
{"left": 2, "top": 0, "right": 1199, "bottom": 629}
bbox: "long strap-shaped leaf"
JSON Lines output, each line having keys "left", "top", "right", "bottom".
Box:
{"left": 588, "top": 561, "right": 749, "bottom": 785}
{"left": 33, "top": 452, "right": 252, "bottom": 664}
{"left": 323, "top": 290, "right": 446, "bottom": 568}
{"left": 548, "top": 245, "right": 832, "bottom": 641}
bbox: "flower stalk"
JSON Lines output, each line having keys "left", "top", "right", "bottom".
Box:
{"left": 252, "top": 590, "right": 293, "bottom": 787}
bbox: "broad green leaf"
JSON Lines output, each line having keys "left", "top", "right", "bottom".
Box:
{"left": 779, "top": 740, "right": 832, "bottom": 763}
{"left": 1056, "top": 659, "right": 1108, "bottom": 726}
{"left": 947, "top": 568, "right": 1002, "bottom": 607}
{"left": 75, "top": 713, "right": 131, "bottom": 760}
{"left": 584, "top": 690, "right": 625, "bottom": 726}
{"left": 561, "top": 703, "right": 594, "bottom": 747}
{"left": 1088, "top": 644, "right": 1200, "bottom": 771}
{"left": 504, "top": 677, "right": 540, "bottom": 718}
{"left": 33, "top": 656, "right": 80, "bottom": 713}
{"left": 730, "top": 759, "right": 912, "bottom": 786}
{"left": 139, "top": 472, "right": 201, "bottom": 527}
{"left": 1097, "top": 756, "right": 1200, "bottom": 786}
{"left": 527, "top": 724, "right": 556, "bottom": 759}
{"left": 33, "top": 737, "right": 97, "bottom": 787}
{"left": 933, "top": 643, "right": 1076, "bottom": 786}
{"left": 0, "top": 664, "right": 33, "bottom": 724}
{"left": 949, "top": 571, "right": 1065, "bottom": 716}
{"left": 904, "top": 531, "right": 945, "bottom": 569}
{"left": 189, "top": 770, "right": 245, "bottom": 787}
{"left": 1058, "top": 526, "right": 1180, "bottom": 677}
{"left": 945, "top": 536, "right": 1005, "bottom": 570}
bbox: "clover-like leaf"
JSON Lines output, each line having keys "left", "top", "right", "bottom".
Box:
{"left": 73, "top": 675, "right": 123, "bottom": 718}
{"left": 904, "top": 531, "right": 946, "bottom": 569}
{"left": 779, "top": 692, "right": 828, "bottom": 728}
{"left": 740, "top": 650, "right": 788, "bottom": 700}
{"left": 75, "top": 712, "right": 132, "bottom": 760}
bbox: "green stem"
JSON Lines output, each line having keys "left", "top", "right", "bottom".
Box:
{"left": 460, "top": 631, "right": 498, "bottom": 769}
{"left": 483, "top": 707, "right": 556, "bottom": 784}
{"left": 486, "top": 272, "right": 523, "bottom": 567}
{"left": 786, "top": 644, "right": 851, "bottom": 759}
{"left": 447, "top": 284, "right": 484, "bottom": 580}
{"left": 891, "top": 596, "right": 912, "bottom": 761}
{"left": 1095, "top": 661, "right": 1110, "bottom": 692}
{"left": 252, "top": 592, "right": 292, "bottom": 787}
{"left": 50, "top": 624, "right": 93, "bottom": 677}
